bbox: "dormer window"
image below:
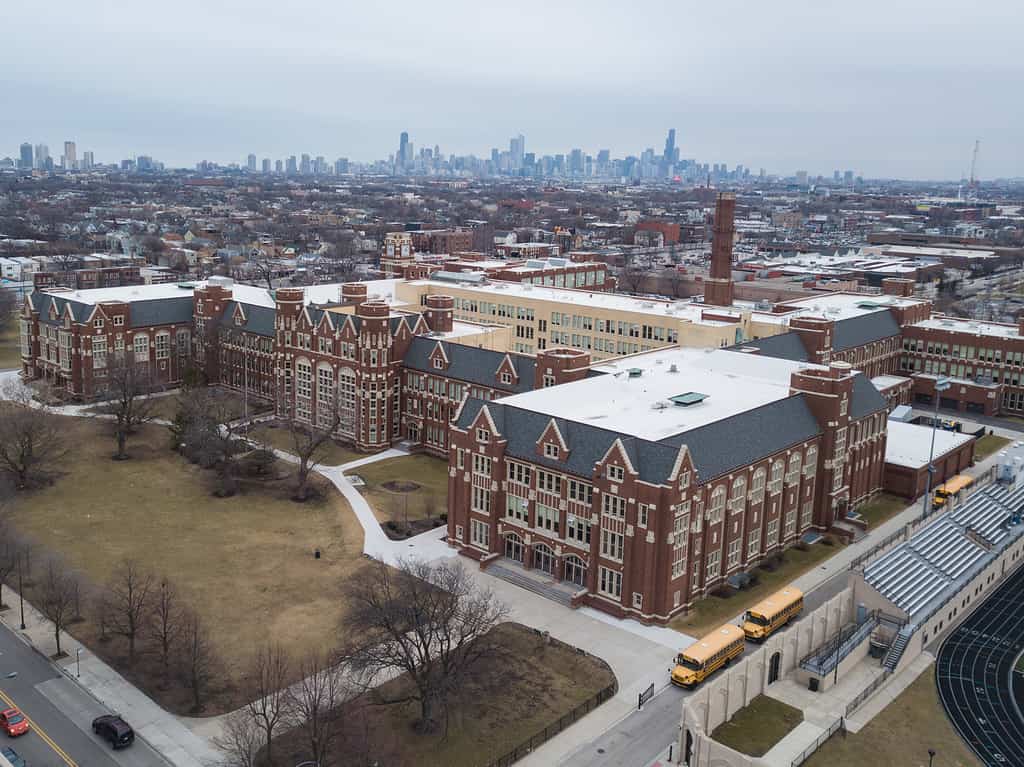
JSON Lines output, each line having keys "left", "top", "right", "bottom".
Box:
{"left": 544, "top": 443, "right": 559, "bottom": 459}
{"left": 476, "top": 428, "right": 490, "bottom": 443}
{"left": 607, "top": 465, "right": 624, "bottom": 482}
{"left": 501, "top": 372, "right": 513, "bottom": 385}
{"left": 680, "top": 470, "right": 691, "bottom": 490}
{"left": 113, "top": 316, "right": 125, "bottom": 327}
{"left": 433, "top": 357, "right": 444, "bottom": 369}
{"left": 235, "top": 313, "right": 244, "bottom": 326}
{"left": 93, "top": 318, "right": 104, "bottom": 330}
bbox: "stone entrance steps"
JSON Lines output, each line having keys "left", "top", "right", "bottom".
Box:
{"left": 486, "top": 560, "right": 577, "bottom": 607}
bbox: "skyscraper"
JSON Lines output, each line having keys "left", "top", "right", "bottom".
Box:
{"left": 82, "top": 151, "right": 94, "bottom": 170}
{"left": 247, "top": 153, "right": 257, "bottom": 171}
{"left": 663, "top": 128, "right": 676, "bottom": 162}
{"left": 286, "top": 155, "right": 297, "bottom": 174}
{"left": 262, "top": 158, "right": 271, "bottom": 173}
{"left": 300, "top": 154, "right": 311, "bottom": 175}
{"left": 510, "top": 134, "right": 525, "bottom": 170}
{"left": 34, "top": 143, "right": 49, "bottom": 169}
{"left": 19, "top": 143, "right": 33, "bottom": 169}
{"left": 398, "top": 132, "right": 409, "bottom": 169}
{"left": 64, "top": 141, "right": 77, "bottom": 170}
{"left": 275, "top": 159, "right": 284, "bottom": 174}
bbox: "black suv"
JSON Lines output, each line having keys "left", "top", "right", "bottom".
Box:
{"left": 92, "top": 715, "right": 135, "bottom": 749}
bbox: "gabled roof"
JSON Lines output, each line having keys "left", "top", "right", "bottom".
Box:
{"left": 731, "top": 332, "right": 810, "bottom": 362}
{"left": 33, "top": 292, "right": 86, "bottom": 325}
{"left": 659, "top": 395, "right": 821, "bottom": 481}
{"left": 216, "top": 300, "right": 276, "bottom": 337}
{"left": 832, "top": 310, "right": 901, "bottom": 352}
{"left": 849, "top": 372, "right": 888, "bottom": 419}
{"left": 403, "top": 337, "right": 535, "bottom": 394}
{"left": 127, "top": 296, "right": 194, "bottom": 328}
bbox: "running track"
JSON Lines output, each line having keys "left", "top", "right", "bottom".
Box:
{"left": 936, "top": 562, "right": 1024, "bottom": 766}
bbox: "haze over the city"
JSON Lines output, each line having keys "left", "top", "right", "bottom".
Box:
{"left": 2, "top": 0, "right": 1022, "bottom": 179}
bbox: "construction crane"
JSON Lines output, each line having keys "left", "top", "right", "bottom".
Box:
{"left": 969, "top": 139, "right": 981, "bottom": 187}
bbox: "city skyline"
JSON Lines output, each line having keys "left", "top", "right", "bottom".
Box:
{"left": 2, "top": 1, "right": 1022, "bottom": 179}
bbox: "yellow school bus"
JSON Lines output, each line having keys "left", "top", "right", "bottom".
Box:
{"left": 671, "top": 624, "right": 745, "bottom": 688}
{"left": 742, "top": 587, "right": 804, "bottom": 641}
{"left": 933, "top": 474, "right": 974, "bottom": 509}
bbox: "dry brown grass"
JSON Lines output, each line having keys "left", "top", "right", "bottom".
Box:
{"left": 8, "top": 415, "right": 365, "bottom": 714}
{"left": 355, "top": 454, "right": 449, "bottom": 526}
{"left": 272, "top": 623, "right": 617, "bottom": 767}
{"left": 251, "top": 421, "right": 362, "bottom": 466}
{"left": 0, "top": 313, "right": 21, "bottom": 370}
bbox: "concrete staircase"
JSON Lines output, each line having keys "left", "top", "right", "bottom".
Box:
{"left": 486, "top": 561, "right": 576, "bottom": 607}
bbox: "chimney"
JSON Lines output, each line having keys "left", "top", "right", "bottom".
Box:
{"left": 704, "top": 193, "right": 736, "bottom": 307}
{"left": 424, "top": 294, "right": 454, "bottom": 333}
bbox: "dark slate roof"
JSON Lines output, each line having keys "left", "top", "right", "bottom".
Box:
{"left": 455, "top": 399, "right": 681, "bottom": 483}
{"left": 832, "top": 310, "right": 900, "bottom": 352}
{"left": 405, "top": 337, "right": 536, "bottom": 394}
{"left": 730, "top": 332, "right": 810, "bottom": 362}
{"left": 850, "top": 373, "right": 888, "bottom": 419}
{"left": 455, "top": 393, "right": 822, "bottom": 485}
{"left": 389, "top": 315, "right": 418, "bottom": 335}
{"left": 659, "top": 395, "right": 821, "bottom": 481}
{"left": 33, "top": 292, "right": 86, "bottom": 325}
{"left": 128, "top": 296, "right": 194, "bottom": 328}
{"left": 216, "top": 301, "right": 276, "bottom": 337}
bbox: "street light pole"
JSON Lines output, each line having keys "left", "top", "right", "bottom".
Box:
{"left": 922, "top": 377, "right": 951, "bottom": 518}
{"left": 76, "top": 648, "right": 82, "bottom": 678}
{"left": 16, "top": 550, "right": 25, "bottom": 631}
{"left": 928, "top": 747, "right": 936, "bottom": 767}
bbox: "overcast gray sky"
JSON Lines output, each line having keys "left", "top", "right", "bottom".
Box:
{"left": 2, "top": 0, "right": 1021, "bottom": 179}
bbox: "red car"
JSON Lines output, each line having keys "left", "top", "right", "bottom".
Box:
{"left": 0, "top": 708, "right": 29, "bottom": 737}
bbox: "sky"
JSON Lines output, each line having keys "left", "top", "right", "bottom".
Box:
{"left": 1, "top": 0, "right": 1022, "bottom": 180}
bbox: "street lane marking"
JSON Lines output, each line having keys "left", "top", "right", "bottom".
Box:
{"left": 0, "top": 687, "right": 79, "bottom": 767}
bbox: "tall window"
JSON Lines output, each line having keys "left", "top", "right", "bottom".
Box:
{"left": 339, "top": 368, "right": 356, "bottom": 435}
{"left": 155, "top": 332, "right": 170, "bottom": 360}
{"left": 706, "top": 550, "right": 721, "bottom": 580}
{"left": 470, "top": 519, "right": 489, "bottom": 548}
{"left": 707, "top": 486, "right": 726, "bottom": 524}
{"left": 801, "top": 501, "right": 814, "bottom": 529}
{"left": 536, "top": 504, "right": 560, "bottom": 534}
{"left": 295, "top": 359, "right": 312, "bottom": 421}
{"left": 602, "top": 493, "right": 626, "bottom": 518}
{"left": 471, "top": 486, "right": 491, "bottom": 514}
{"left": 316, "top": 366, "right": 335, "bottom": 429}
{"left": 805, "top": 445, "right": 818, "bottom": 475}
{"left": 600, "top": 529, "right": 624, "bottom": 561}
{"left": 727, "top": 538, "right": 741, "bottom": 568}
{"left": 92, "top": 337, "right": 107, "bottom": 369}
{"left": 598, "top": 566, "right": 622, "bottom": 599}
{"left": 566, "top": 515, "right": 591, "bottom": 545}
{"left": 770, "top": 460, "right": 784, "bottom": 492}
{"left": 786, "top": 453, "right": 802, "bottom": 483}
{"left": 750, "top": 468, "right": 766, "bottom": 503}
{"left": 748, "top": 528, "right": 760, "bottom": 557}
{"left": 176, "top": 328, "right": 190, "bottom": 357}
{"left": 133, "top": 333, "right": 149, "bottom": 363}
{"left": 729, "top": 476, "right": 746, "bottom": 512}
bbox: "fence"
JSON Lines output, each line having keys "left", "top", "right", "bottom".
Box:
{"left": 483, "top": 680, "right": 618, "bottom": 767}
{"left": 799, "top": 612, "right": 878, "bottom": 677}
{"left": 790, "top": 716, "right": 844, "bottom": 767}
{"left": 845, "top": 669, "right": 893, "bottom": 717}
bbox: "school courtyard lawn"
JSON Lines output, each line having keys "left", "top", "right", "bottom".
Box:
{"left": 712, "top": 695, "right": 803, "bottom": 757}
{"left": 974, "top": 433, "right": 1011, "bottom": 460}
{"left": 7, "top": 415, "right": 365, "bottom": 714}
{"left": 353, "top": 453, "right": 449, "bottom": 532}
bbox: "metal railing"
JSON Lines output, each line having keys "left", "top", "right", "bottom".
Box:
{"left": 799, "top": 613, "right": 878, "bottom": 677}
{"left": 483, "top": 680, "right": 618, "bottom": 767}
{"left": 845, "top": 669, "right": 893, "bottom": 717}
{"left": 791, "top": 716, "right": 844, "bottom": 767}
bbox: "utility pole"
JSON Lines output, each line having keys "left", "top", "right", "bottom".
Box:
{"left": 922, "top": 377, "right": 951, "bottom": 517}
{"left": 16, "top": 549, "right": 26, "bottom": 631}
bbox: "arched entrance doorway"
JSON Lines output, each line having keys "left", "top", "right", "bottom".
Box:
{"left": 505, "top": 533, "right": 524, "bottom": 564}
{"left": 563, "top": 555, "right": 587, "bottom": 587}
{"left": 768, "top": 651, "right": 782, "bottom": 685}
{"left": 684, "top": 730, "right": 694, "bottom": 766}
{"left": 534, "top": 544, "right": 555, "bottom": 575}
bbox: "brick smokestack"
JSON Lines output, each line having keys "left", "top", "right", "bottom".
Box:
{"left": 704, "top": 192, "right": 736, "bottom": 307}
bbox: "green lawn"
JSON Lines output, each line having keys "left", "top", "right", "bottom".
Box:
{"left": 0, "top": 313, "right": 21, "bottom": 370}
{"left": 670, "top": 540, "right": 844, "bottom": 639}
{"left": 806, "top": 670, "right": 980, "bottom": 767}
{"left": 712, "top": 695, "right": 803, "bottom": 757}
{"left": 854, "top": 493, "right": 908, "bottom": 528}
{"left": 974, "top": 434, "right": 1011, "bottom": 461}
{"left": 354, "top": 454, "right": 449, "bottom": 525}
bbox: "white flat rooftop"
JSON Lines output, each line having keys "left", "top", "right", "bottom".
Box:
{"left": 885, "top": 421, "right": 975, "bottom": 469}
{"left": 775, "top": 292, "right": 923, "bottom": 320}
{"left": 913, "top": 316, "right": 1021, "bottom": 339}
{"left": 871, "top": 375, "right": 910, "bottom": 390}
{"left": 497, "top": 347, "right": 823, "bottom": 441}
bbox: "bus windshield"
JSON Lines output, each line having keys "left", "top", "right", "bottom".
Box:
{"left": 744, "top": 612, "right": 770, "bottom": 626}
{"left": 677, "top": 654, "right": 702, "bottom": 671}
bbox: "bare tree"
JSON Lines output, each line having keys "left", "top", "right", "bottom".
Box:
{"left": 343, "top": 558, "right": 509, "bottom": 733}
{"left": 280, "top": 390, "right": 342, "bottom": 502}
{"left": 288, "top": 650, "right": 352, "bottom": 767}
{"left": 244, "top": 643, "right": 292, "bottom": 766}
{"left": 106, "top": 559, "right": 154, "bottom": 664}
{"left": 95, "top": 354, "right": 160, "bottom": 460}
{"left": 177, "top": 608, "right": 218, "bottom": 713}
{"left": 149, "top": 577, "right": 182, "bottom": 683}
{"left": 615, "top": 264, "right": 647, "bottom": 294}
{"left": 0, "top": 382, "right": 68, "bottom": 489}
{"left": 251, "top": 259, "right": 276, "bottom": 291}
{"left": 176, "top": 388, "right": 246, "bottom": 496}
{"left": 37, "top": 557, "right": 78, "bottom": 658}
{"left": 213, "top": 710, "right": 261, "bottom": 767}
{"left": 423, "top": 493, "right": 438, "bottom": 522}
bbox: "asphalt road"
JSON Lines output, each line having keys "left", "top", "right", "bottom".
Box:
{"left": 0, "top": 620, "right": 165, "bottom": 767}
{"left": 935, "top": 563, "right": 1024, "bottom": 767}
{"left": 561, "top": 566, "right": 850, "bottom": 767}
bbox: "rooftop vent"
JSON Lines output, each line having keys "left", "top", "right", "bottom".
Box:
{"left": 670, "top": 392, "right": 709, "bottom": 407}
{"left": 668, "top": 363, "right": 679, "bottom": 372}
{"left": 627, "top": 368, "right": 643, "bottom": 378}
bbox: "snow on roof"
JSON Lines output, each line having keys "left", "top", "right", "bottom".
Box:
{"left": 497, "top": 347, "right": 824, "bottom": 442}
{"left": 776, "top": 292, "right": 922, "bottom": 320}
{"left": 884, "top": 421, "right": 974, "bottom": 469}
{"left": 913, "top": 315, "right": 1022, "bottom": 339}
{"left": 871, "top": 375, "right": 910, "bottom": 390}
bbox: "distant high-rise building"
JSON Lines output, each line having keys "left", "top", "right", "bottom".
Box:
{"left": 247, "top": 153, "right": 257, "bottom": 171}
{"left": 286, "top": 155, "right": 297, "bottom": 174}
{"left": 275, "top": 159, "right": 284, "bottom": 174}
{"left": 795, "top": 170, "right": 809, "bottom": 186}
{"left": 261, "top": 158, "right": 271, "bottom": 173}
{"left": 64, "top": 141, "right": 77, "bottom": 170}
{"left": 844, "top": 170, "right": 854, "bottom": 184}
{"left": 315, "top": 155, "right": 326, "bottom": 174}
{"left": 34, "top": 143, "right": 49, "bottom": 169}
{"left": 569, "top": 148, "right": 583, "bottom": 175}
{"left": 398, "top": 132, "right": 410, "bottom": 169}
{"left": 662, "top": 128, "right": 676, "bottom": 175}
{"left": 833, "top": 170, "right": 841, "bottom": 182}
{"left": 300, "top": 153, "right": 311, "bottom": 175}
{"left": 509, "top": 134, "right": 525, "bottom": 170}
{"left": 82, "top": 151, "right": 94, "bottom": 170}
{"left": 335, "top": 157, "right": 349, "bottom": 175}
{"left": 19, "top": 142, "right": 33, "bottom": 169}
